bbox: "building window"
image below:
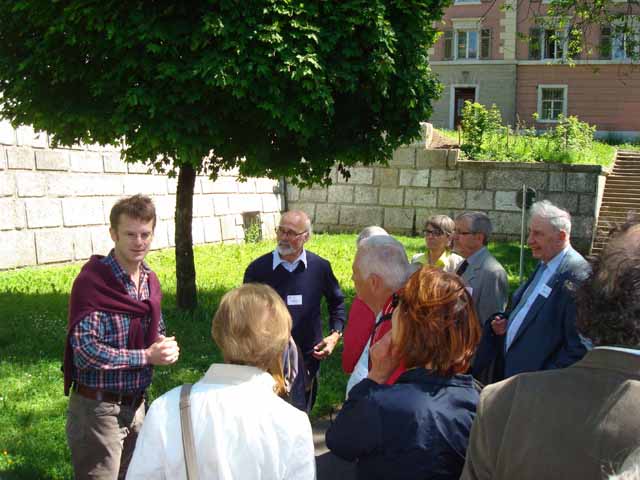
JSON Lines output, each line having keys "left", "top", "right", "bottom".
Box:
{"left": 443, "top": 28, "right": 491, "bottom": 60}
{"left": 529, "top": 27, "right": 567, "bottom": 60}
{"left": 537, "top": 85, "right": 567, "bottom": 122}
{"left": 600, "top": 21, "right": 639, "bottom": 60}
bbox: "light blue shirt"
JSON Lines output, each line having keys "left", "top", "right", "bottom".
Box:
{"left": 272, "top": 249, "right": 307, "bottom": 273}
{"left": 506, "top": 246, "right": 571, "bottom": 350}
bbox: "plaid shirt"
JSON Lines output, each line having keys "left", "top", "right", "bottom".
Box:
{"left": 70, "top": 250, "right": 166, "bottom": 393}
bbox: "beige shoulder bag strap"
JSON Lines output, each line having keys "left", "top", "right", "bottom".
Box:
{"left": 179, "top": 383, "right": 200, "bottom": 480}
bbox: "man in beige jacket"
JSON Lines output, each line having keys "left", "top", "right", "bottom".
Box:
{"left": 462, "top": 220, "right": 640, "bottom": 480}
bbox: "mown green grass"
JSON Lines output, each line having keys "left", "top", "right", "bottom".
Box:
{"left": 0, "top": 234, "right": 535, "bottom": 479}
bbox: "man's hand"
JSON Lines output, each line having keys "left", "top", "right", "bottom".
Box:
{"left": 491, "top": 314, "right": 507, "bottom": 336}
{"left": 145, "top": 335, "right": 180, "bottom": 365}
{"left": 312, "top": 331, "right": 341, "bottom": 360}
{"left": 368, "top": 331, "right": 400, "bottom": 384}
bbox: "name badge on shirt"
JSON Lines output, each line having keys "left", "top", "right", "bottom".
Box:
{"left": 540, "top": 285, "right": 552, "bottom": 298}
{"left": 287, "top": 294, "right": 303, "bottom": 306}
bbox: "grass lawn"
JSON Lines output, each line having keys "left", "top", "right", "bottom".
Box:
{"left": 0, "top": 233, "right": 536, "bottom": 479}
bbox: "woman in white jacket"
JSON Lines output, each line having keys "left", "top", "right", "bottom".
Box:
{"left": 126, "top": 283, "right": 315, "bottom": 480}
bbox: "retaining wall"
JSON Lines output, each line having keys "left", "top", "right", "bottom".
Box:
{"left": 0, "top": 121, "right": 283, "bottom": 270}
{"left": 288, "top": 147, "right": 604, "bottom": 252}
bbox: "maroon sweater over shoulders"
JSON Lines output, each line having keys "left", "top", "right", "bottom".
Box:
{"left": 63, "top": 255, "right": 162, "bottom": 395}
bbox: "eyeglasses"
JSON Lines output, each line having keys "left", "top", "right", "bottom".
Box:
{"left": 423, "top": 228, "right": 444, "bottom": 237}
{"left": 454, "top": 230, "right": 475, "bottom": 236}
{"left": 275, "top": 227, "right": 307, "bottom": 238}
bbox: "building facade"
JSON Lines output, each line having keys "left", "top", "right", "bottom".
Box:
{"left": 429, "top": 0, "right": 640, "bottom": 140}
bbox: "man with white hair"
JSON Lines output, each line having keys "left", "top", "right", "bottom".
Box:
{"left": 243, "top": 210, "right": 345, "bottom": 412}
{"left": 472, "top": 200, "right": 590, "bottom": 383}
{"left": 349, "top": 235, "right": 413, "bottom": 390}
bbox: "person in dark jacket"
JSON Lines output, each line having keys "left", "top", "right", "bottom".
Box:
{"left": 326, "top": 266, "right": 482, "bottom": 480}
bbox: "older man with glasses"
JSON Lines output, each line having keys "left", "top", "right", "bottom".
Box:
{"left": 243, "top": 210, "right": 345, "bottom": 412}
{"left": 453, "top": 212, "right": 508, "bottom": 329}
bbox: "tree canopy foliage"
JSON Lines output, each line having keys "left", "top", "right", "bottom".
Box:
{"left": 0, "top": 0, "right": 448, "bottom": 186}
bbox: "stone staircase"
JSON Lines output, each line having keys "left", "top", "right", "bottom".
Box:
{"left": 591, "top": 150, "right": 640, "bottom": 255}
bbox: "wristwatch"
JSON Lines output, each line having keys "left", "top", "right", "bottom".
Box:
{"left": 329, "top": 329, "right": 343, "bottom": 338}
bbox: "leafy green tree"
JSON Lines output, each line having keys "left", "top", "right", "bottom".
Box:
{"left": 0, "top": 1, "right": 447, "bottom": 308}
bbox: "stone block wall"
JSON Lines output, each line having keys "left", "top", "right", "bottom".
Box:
{"left": 0, "top": 121, "right": 282, "bottom": 270}
{"left": 288, "top": 147, "right": 603, "bottom": 252}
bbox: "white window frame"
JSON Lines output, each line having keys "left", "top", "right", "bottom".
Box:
{"left": 455, "top": 30, "right": 479, "bottom": 59}
{"left": 451, "top": 18, "right": 482, "bottom": 61}
{"left": 611, "top": 17, "right": 640, "bottom": 60}
{"left": 529, "top": 21, "right": 571, "bottom": 61}
{"left": 537, "top": 85, "right": 568, "bottom": 123}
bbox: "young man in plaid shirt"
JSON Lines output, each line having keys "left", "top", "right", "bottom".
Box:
{"left": 63, "top": 194, "right": 180, "bottom": 479}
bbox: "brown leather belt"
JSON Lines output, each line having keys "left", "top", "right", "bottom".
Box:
{"left": 74, "top": 384, "right": 145, "bottom": 408}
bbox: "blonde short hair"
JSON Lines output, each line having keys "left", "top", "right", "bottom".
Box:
{"left": 212, "top": 283, "right": 292, "bottom": 395}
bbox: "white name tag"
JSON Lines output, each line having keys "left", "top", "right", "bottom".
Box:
{"left": 540, "top": 285, "right": 552, "bottom": 298}
{"left": 287, "top": 294, "right": 303, "bottom": 306}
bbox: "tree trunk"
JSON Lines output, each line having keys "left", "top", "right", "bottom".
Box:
{"left": 175, "top": 164, "right": 197, "bottom": 310}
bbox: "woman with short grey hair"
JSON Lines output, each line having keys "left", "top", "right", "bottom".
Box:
{"left": 412, "top": 214, "right": 464, "bottom": 273}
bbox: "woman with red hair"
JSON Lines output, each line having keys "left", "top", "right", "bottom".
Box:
{"left": 326, "top": 266, "right": 482, "bottom": 480}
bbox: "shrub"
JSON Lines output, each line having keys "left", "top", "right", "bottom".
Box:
{"left": 460, "top": 101, "right": 502, "bottom": 158}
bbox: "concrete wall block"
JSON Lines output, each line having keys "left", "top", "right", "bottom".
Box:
{"left": 491, "top": 211, "right": 522, "bottom": 235}
{"left": 48, "top": 173, "right": 123, "bottom": 197}
{"left": 124, "top": 175, "right": 167, "bottom": 195}
{"left": 399, "top": 169, "right": 430, "bottom": 187}
{"left": 340, "top": 205, "right": 383, "bottom": 226}
{"left": 405, "top": 188, "right": 437, "bottom": 207}
{"left": 431, "top": 170, "right": 461, "bottom": 188}
{"left": 213, "top": 195, "right": 230, "bottom": 215}
{"left": 300, "top": 187, "right": 328, "bottom": 203}
{"left": 571, "top": 216, "right": 595, "bottom": 241}
{"left": 16, "top": 126, "right": 42, "bottom": 148}
{"left": 229, "top": 194, "right": 262, "bottom": 214}
{"left": 374, "top": 167, "right": 399, "bottom": 187}
{"left": 261, "top": 194, "right": 281, "bottom": 213}
{"left": 191, "top": 217, "right": 206, "bottom": 245}
{"left": 462, "top": 169, "right": 485, "bottom": 189}
{"left": 416, "top": 208, "right": 453, "bottom": 229}
{"left": 0, "top": 148, "right": 6, "bottom": 170}
{"left": 192, "top": 195, "right": 214, "bottom": 218}
{"left": 438, "top": 189, "right": 466, "bottom": 208}
{"left": 70, "top": 151, "right": 103, "bottom": 173}
{"left": 340, "top": 167, "right": 374, "bottom": 185}
{"left": 379, "top": 187, "right": 404, "bottom": 206}
{"left": 286, "top": 202, "right": 316, "bottom": 219}
{"left": 166, "top": 220, "right": 176, "bottom": 247}
{"left": 566, "top": 172, "right": 597, "bottom": 193}
{"left": 0, "top": 120, "right": 16, "bottom": 145}
{"left": 287, "top": 184, "right": 300, "bottom": 202}
{"left": 0, "top": 198, "right": 26, "bottom": 230}
{"left": 328, "top": 185, "right": 354, "bottom": 203}
{"left": 202, "top": 176, "right": 238, "bottom": 194}
{"left": 578, "top": 194, "right": 596, "bottom": 216}
{"left": 0, "top": 172, "right": 15, "bottom": 196}
{"left": 7, "top": 147, "right": 36, "bottom": 170}
{"left": 153, "top": 195, "right": 176, "bottom": 221}
{"left": 354, "top": 186, "right": 379, "bottom": 204}
{"left": 316, "top": 203, "right": 340, "bottom": 225}
{"left": 416, "top": 149, "right": 449, "bottom": 169}
{"left": 0, "top": 230, "right": 36, "bottom": 269}
{"left": 467, "top": 190, "right": 494, "bottom": 210}
{"left": 72, "top": 228, "right": 94, "bottom": 260}
{"left": 16, "top": 171, "right": 46, "bottom": 197}
{"left": 238, "top": 179, "right": 256, "bottom": 193}
{"left": 203, "top": 217, "right": 222, "bottom": 243}
{"left": 150, "top": 221, "right": 170, "bottom": 250}
{"left": 495, "top": 191, "right": 520, "bottom": 211}
{"left": 485, "top": 170, "right": 547, "bottom": 190}
{"left": 544, "top": 192, "right": 579, "bottom": 215}
{"left": 167, "top": 177, "right": 178, "bottom": 195}
{"left": 103, "top": 153, "right": 128, "bottom": 173}
{"left": 63, "top": 197, "right": 105, "bottom": 226}
{"left": 35, "top": 150, "right": 69, "bottom": 171}
{"left": 390, "top": 147, "right": 416, "bottom": 168}
{"left": 220, "top": 215, "right": 238, "bottom": 240}
{"left": 255, "top": 178, "right": 279, "bottom": 194}
{"left": 549, "top": 172, "right": 565, "bottom": 192}
{"left": 35, "top": 229, "right": 74, "bottom": 264}
{"left": 384, "top": 207, "right": 414, "bottom": 229}
{"left": 127, "top": 162, "right": 152, "bottom": 174}
{"left": 25, "top": 198, "right": 63, "bottom": 228}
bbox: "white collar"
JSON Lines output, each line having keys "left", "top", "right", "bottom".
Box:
{"left": 201, "top": 363, "right": 277, "bottom": 389}
{"left": 272, "top": 249, "right": 307, "bottom": 270}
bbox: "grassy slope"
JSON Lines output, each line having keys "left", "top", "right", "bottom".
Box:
{"left": 0, "top": 234, "right": 535, "bottom": 479}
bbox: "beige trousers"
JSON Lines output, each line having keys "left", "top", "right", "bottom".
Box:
{"left": 66, "top": 392, "right": 145, "bottom": 480}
